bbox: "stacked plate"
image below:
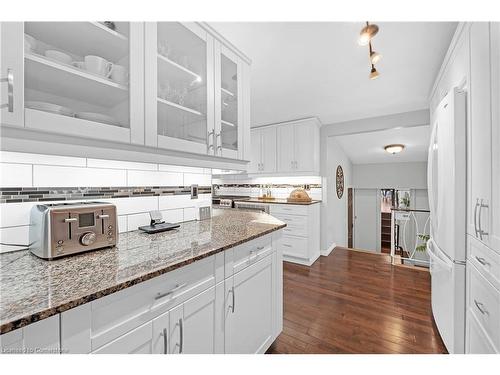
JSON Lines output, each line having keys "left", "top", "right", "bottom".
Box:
{"left": 75, "top": 112, "right": 121, "bottom": 126}
{"left": 26, "top": 101, "right": 74, "bottom": 117}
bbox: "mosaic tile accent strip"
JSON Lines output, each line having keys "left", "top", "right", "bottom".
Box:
{"left": 212, "top": 183, "right": 322, "bottom": 189}
{"left": 0, "top": 186, "right": 212, "bottom": 204}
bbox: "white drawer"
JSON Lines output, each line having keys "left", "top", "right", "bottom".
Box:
{"left": 275, "top": 214, "right": 308, "bottom": 237}
{"left": 280, "top": 235, "right": 308, "bottom": 260}
{"left": 468, "top": 235, "right": 500, "bottom": 290}
{"left": 468, "top": 262, "right": 500, "bottom": 350}
{"left": 91, "top": 255, "right": 216, "bottom": 351}
{"left": 93, "top": 321, "right": 152, "bottom": 354}
{"left": 467, "top": 311, "right": 498, "bottom": 353}
{"left": 225, "top": 234, "right": 273, "bottom": 276}
{"left": 270, "top": 204, "right": 308, "bottom": 216}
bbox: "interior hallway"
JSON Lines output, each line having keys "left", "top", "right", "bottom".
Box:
{"left": 267, "top": 247, "right": 447, "bottom": 354}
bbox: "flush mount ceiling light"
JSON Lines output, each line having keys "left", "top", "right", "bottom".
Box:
{"left": 358, "top": 22, "right": 382, "bottom": 79}
{"left": 358, "top": 22, "right": 379, "bottom": 46}
{"left": 384, "top": 144, "right": 405, "bottom": 154}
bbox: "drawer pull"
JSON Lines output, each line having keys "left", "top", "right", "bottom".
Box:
{"left": 248, "top": 250, "right": 259, "bottom": 262}
{"left": 475, "top": 256, "right": 490, "bottom": 266}
{"left": 256, "top": 246, "right": 265, "bottom": 250}
{"left": 155, "top": 283, "right": 187, "bottom": 300}
{"left": 474, "top": 299, "right": 489, "bottom": 315}
{"left": 283, "top": 244, "right": 292, "bottom": 248}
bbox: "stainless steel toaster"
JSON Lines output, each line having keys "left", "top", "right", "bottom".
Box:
{"left": 29, "top": 201, "right": 118, "bottom": 259}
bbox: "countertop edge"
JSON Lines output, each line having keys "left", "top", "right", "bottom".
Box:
{"left": 0, "top": 223, "right": 286, "bottom": 335}
{"left": 234, "top": 199, "right": 322, "bottom": 205}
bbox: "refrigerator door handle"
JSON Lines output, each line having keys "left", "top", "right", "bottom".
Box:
{"left": 427, "top": 239, "right": 453, "bottom": 270}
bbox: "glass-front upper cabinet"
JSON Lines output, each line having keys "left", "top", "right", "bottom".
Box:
{"left": 214, "top": 43, "right": 244, "bottom": 160}
{"left": 0, "top": 22, "right": 144, "bottom": 144}
{"left": 145, "top": 22, "right": 214, "bottom": 155}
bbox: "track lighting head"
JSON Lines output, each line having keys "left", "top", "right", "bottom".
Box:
{"left": 358, "top": 23, "right": 379, "bottom": 46}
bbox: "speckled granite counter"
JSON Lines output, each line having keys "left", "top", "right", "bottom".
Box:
{"left": 0, "top": 209, "right": 285, "bottom": 334}
{"left": 235, "top": 198, "right": 321, "bottom": 205}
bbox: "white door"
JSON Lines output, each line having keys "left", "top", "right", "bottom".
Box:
{"left": 294, "top": 123, "right": 314, "bottom": 172}
{"left": 277, "top": 124, "right": 295, "bottom": 173}
{"left": 0, "top": 22, "right": 24, "bottom": 128}
{"left": 215, "top": 42, "right": 244, "bottom": 160}
{"left": 469, "top": 22, "right": 492, "bottom": 246}
{"left": 490, "top": 22, "right": 500, "bottom": 252}
{"left": 20, "top": 22, "right": 144, "bottom": 144}
{"left": 145, "top": 22, "right": 214, "bottom": 154}
{"left": 225, "top": 255, "right": 274, "bottom": 354}
{"left": 93, "top": 321, "right": 153, "bottom": 354}
{"left": 353, "top": 189, "right": 379, "bottom": 252}
{"left": 261, "top": 126, "right": 277, "bottom": 173}
{"left": 169, "top": 285, "right": 219, "bottom": 354}
{"left": 248, "top": 128, "right": 261, "bottom": 173}
{"left": 428, "top": 88, "right": 467, "bottom": 261}
{"left": 427, "top": 239, "right": 465, "bottom": 353}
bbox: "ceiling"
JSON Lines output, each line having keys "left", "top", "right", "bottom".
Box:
{"left": 334, "top": 125, "right": 430, "bottom": 164}
{"left": 210, "top": 22, "right": 457, "bottom": 127}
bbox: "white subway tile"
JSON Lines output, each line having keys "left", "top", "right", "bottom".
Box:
{"left": 127, "top": 170, "right": 183, "bottom": 187}
{"left": 127, "top": 213, "right": 151, "bottom": 231}
{"left": 160, "top": 209, "right": 184, "bottom": 223}
{"left": 103, "top": 196, "right": 158, "bottom": 215}
{"left": 159, "top": 195, "right": 195, "bottom": 210}
{"left": 33, "top": 165, "right": 126, "bottom": 187}
{"left": 0, "top": 202, "right": 35, "bottom": 227}
{"left": 183, "top": 173, "right": 211, "bottom": 186}
{"left": 183, "top": 207, "right": 197, "bottom": 222}
{"left": 0, "top": 163, "right": 32, "bottom": 187}
{"left": 198, "top": 193, "right": 212, "bottom": 202}
{"left": 0, "top": 226, "right": 29, "bottom": 253}
{"left": 159, "top": 164, "right": 205, "bottom": 174}
{"left": 117, "top": 216, "right": 128, "bottom": 233}
{"left": 0, "top": 151, "right": 86, "bottom": 167}
{"left": 87, "top": 158, "right": 157, "bottom": 171}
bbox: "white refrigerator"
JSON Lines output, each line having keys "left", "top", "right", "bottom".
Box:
{"left": 427, "top": 87, "right": 467, "bottom": 354}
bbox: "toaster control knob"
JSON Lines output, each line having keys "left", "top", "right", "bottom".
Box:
{"left": 80, "top": 232, "right": 97, "bottom": 246}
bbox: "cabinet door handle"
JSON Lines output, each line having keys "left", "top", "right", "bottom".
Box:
{"left": 207, "top": 130, "right": 214, "bottom": 153}
{"left": 162, "top": 328, "right": 168, "bottom": 354}
{"left": 474, "top": 299, "right": 489, "bottom": 315}
{"left": 155, "top": 283, "right": 187, "bottom": 300}
{"left": 216, "top": 132, "right": 222, "bottom": 155}
{"left": 178, "top": 318, "right": 184, "bottom": 354}
{"left": 230, "top": 286, "right": 235, "bottom": 313}
{"left": 478, "top": 199, "right": 489, "bottom": 238}
{"left": 475, "top": 256, "right": 489, "bottom": 266}
{"left": 0, "top": 69, "right": 14, "bottom": 112}
{"left": 474, "top": 199, "right": 480, "bottom": 238}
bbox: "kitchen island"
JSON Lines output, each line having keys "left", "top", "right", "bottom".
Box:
{"left": 0, "top": 209, "right": 285, "bottom": 354}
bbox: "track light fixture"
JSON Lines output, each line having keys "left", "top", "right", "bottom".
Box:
{"left": 359, "top": 22, "right": 382, "bottom": 79}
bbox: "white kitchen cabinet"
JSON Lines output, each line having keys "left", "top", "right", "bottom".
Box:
{"left": 224, "top": 254, "right": 274, "bottom": 354}
{"left": 1, "top": 22, "right": 145, "bottom": 144}
{"left": 93, "top": 321, "right": 153, "bottom": 354}
{"left": 249, "top": 126, "right": 277, "bottom": 173}
{"left": 468, "top": 22, "right": 493, "bottom": 248}
{"left": 270, "top": 203, "right": 321, "bottom": 266}
{"left": 490, "top": 22, "right": 500, "bottom": 252}
{"left": 0, "top": 315, "right": 60, "bottom": 354}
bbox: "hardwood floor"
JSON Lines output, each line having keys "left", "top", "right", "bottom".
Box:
{"left": 267, "top": 247, "right": 447, "bottom": 354}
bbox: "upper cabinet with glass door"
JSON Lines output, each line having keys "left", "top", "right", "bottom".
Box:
{"left": 0, "top": 22, "right": 144, "bottom": 144}
{"left": 145, "top": 22, "right": 214, "bottom": 155}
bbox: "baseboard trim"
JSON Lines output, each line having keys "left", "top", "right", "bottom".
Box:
{"left": 321, "top": 243, "right": 336, "bottom": 257}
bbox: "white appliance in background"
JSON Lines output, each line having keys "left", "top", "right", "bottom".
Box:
{"left": 427, "top": 87, "right": 467, "bottom": 354}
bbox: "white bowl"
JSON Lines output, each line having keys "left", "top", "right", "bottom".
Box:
{"left": 44, "top": 50, "right": 73, "bottom": 65}
{"left": 24, "top": 34, "right": 37, "bottom": 53}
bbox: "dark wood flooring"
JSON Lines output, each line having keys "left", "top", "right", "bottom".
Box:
{"left": 267, "top": 247, "right": 447, "bottom": 354}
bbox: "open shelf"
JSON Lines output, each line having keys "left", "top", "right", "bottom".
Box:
{"left": 25, "top": 53, "right": 128, "bottom": 107}
{"left": 157, "top": 97, "right": 204, "bottom": 116}
{"left": 25, "top": 22, "right": 129, "bottom": 62}
{"left": 157, "top": 54, "right": 202, "bottom": 83}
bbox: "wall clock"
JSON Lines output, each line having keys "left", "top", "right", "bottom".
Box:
{"left": 336, "top": 165, "right": 344, "bottom": 199}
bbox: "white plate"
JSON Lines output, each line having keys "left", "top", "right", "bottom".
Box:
{"left": 75, "top": 112, "right": 121, "bottom": 126}
{"left": 26, "top": 101, "right": 74, "bottom": 117}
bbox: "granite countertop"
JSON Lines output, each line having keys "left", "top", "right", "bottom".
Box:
{"left": 0, "top": 209, "right": 285, "bottom": 334}
{"left": 235, "top": 198, "right": 321, "bottom": 205}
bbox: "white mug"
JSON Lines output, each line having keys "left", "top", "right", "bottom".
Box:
{"left": 110, "top": 64, "right": 128, "bottom": 84}
{"left": 84, "top": 55, "right": 113, "bottom": 77}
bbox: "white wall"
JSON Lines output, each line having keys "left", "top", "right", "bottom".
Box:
{"left": 0, "top": 151, "right": 212, "bottom": 253}
{"left": 353, "top": 162, "right": 428, "bottom": 189}
{"left": 320, "top": 137, "right": 353, "bottom": 254}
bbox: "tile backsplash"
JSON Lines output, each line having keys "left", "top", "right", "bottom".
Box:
{"left": 0, "top": 151, "right": 212, "bottom": 253}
